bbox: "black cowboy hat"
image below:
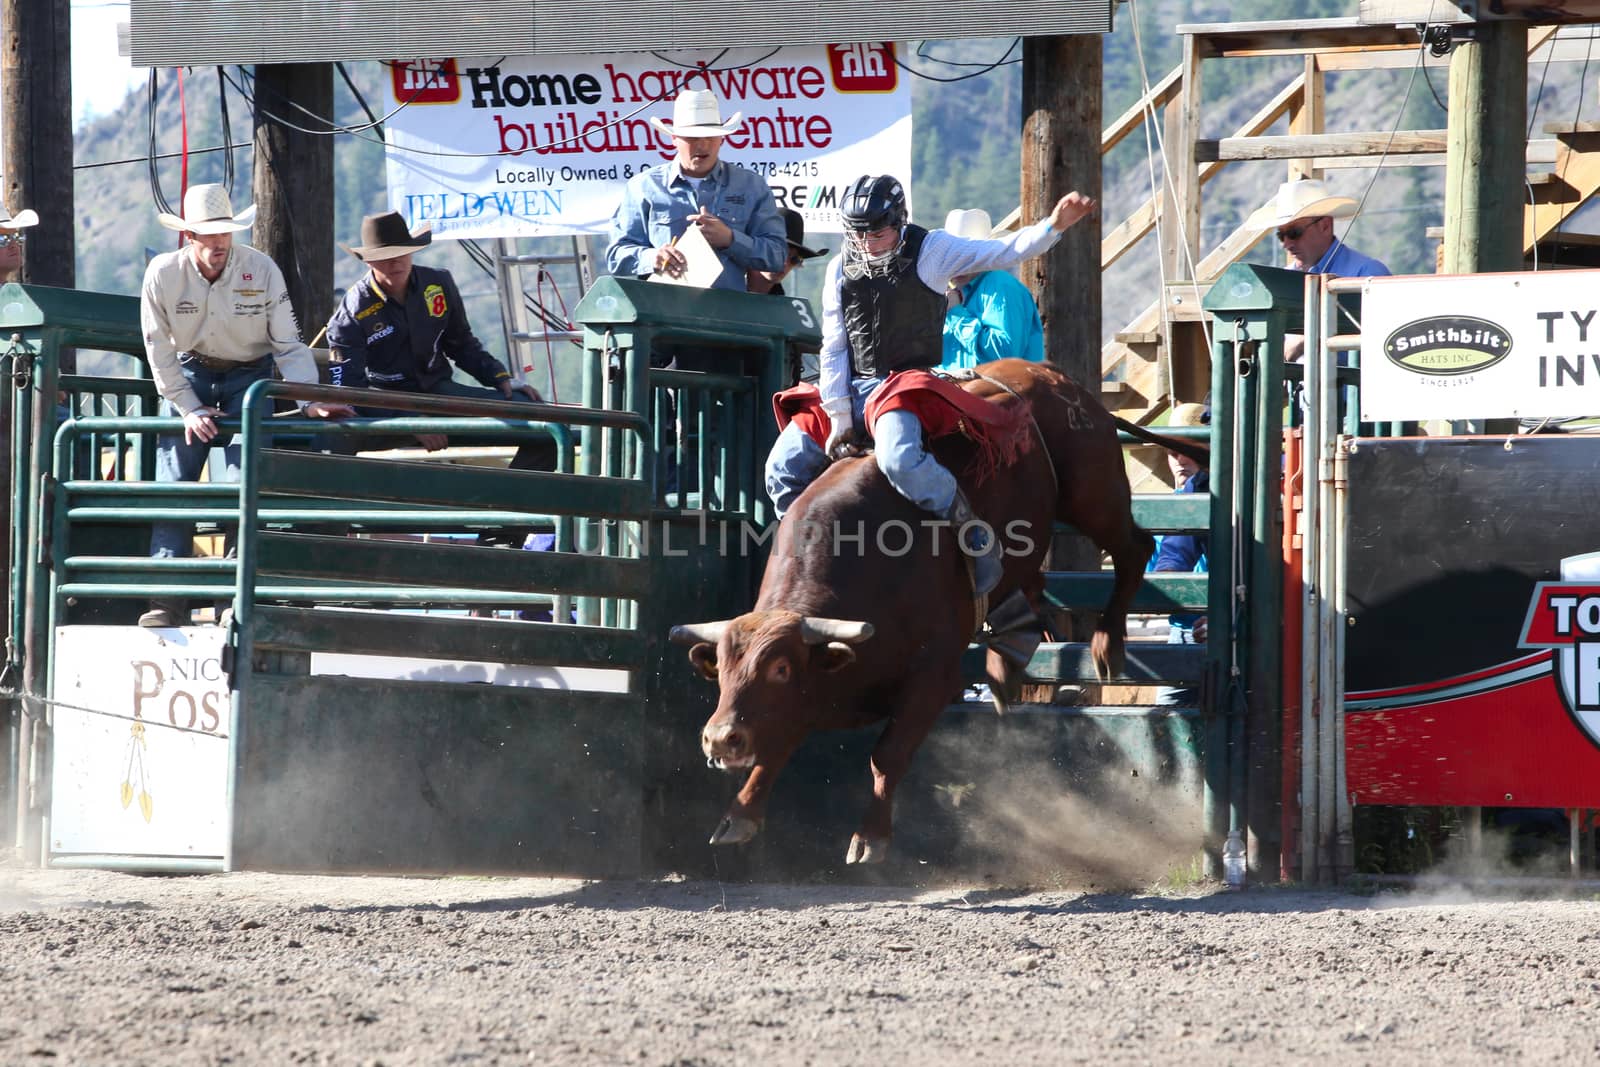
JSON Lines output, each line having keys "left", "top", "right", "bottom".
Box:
{"left": 781, "top": 208, "right": 828, "bottom": 260}
{"left": 341, "top": 210, "right": 432, "bottom": 261}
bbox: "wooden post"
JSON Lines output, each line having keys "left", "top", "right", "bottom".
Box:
{"left": 1287, "top": 56, "right": 1325, "bottom": 184}
{"left": 0, "top": 0, "right": 74, "bottom": 290}
{"left": 2, "top": 0, "right": 74, "bottom": 858}
{"left": 1444, "top": 22, "right": 1526, "bottom": 435}
{"left": 1023, "top": 33, "right": 1102, "bottom": 669}
{"left": 1442, "top": 23, "right": 1527, "bottom": 274}
{"left": 252, "top": 64, "right": 335, "bottom": 348}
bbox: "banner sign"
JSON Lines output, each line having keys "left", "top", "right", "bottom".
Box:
{"left": 50, "top": 626, "right": 231, "bottom": 861}
{"left": 1360, "top": 268, "right": 1600, "bottom": 421}
{"left": 1344, "top": 437, "right": 1600, "bottom": 807}
{"left": 383, "top": 44, "right": 912, "bottom": 241}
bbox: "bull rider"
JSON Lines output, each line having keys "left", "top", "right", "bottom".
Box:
{"left": 763, "top": 174, "right": 1094, "bottom": 595}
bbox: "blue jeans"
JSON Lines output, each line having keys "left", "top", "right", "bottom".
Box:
{"left": 149, "top": 357, "right": 273, "bottom": 559}
{"left": 764, "top": 376, "right": 958, "bottom": 519}
{"left": 357, "top": 379, "right": 557, "bottom": 472}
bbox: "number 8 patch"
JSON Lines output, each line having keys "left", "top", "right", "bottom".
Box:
{"left": 423, "top": 283, "right": 448, "bottom": 318}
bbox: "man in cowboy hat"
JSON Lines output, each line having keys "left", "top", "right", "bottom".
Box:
{"left": 606, "top": 87, "right": 787, "bottom": 291}
{"left": 1246, "top": 178, "right": 1390, "bottom": 279}
{"left": 938, "top": 207, "right": 1046, "bottom": 370}
{"left": 324, "top": 210, "right": 553, "bottom": 469}
{"left": 138, "top": 183, "right": 355, "bottom": 628}
{"left": 745, "top": 208, "right": 829, "bottom": 297}
{"left": 0, "top": 203, "right": 39, "bottom": 282}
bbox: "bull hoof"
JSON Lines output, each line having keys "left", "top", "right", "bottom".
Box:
{"left": 845, "top": 833, "right": 889, "bottom": 864}
{"left": 709, "top": 814, "right": 760, "bottom": 846}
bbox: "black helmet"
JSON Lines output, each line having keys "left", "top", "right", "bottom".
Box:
{"left": 840, "top": 175, "right": 907, "bottom": 233}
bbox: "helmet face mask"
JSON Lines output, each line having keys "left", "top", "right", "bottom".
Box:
{"left": 840, "top": 175, "right": 907, "bottom": 277}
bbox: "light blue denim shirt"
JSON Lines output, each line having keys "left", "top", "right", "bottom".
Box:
{"left": 1307, "top": 239, "right": 1391, "bottom": 278}
{"left": 605, "top": 158, "right": 787, "bottom": 291}
{"left": 819, "top": 217, "right": 1062, "bottom": 402}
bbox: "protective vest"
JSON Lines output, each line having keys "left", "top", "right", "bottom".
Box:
{"left": 841, "top": 225, "right": 946, "bottom": 378}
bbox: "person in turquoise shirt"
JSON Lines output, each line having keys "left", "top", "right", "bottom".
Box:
{"left": 938, "top": 208, "right": 1046, "bottom": 370}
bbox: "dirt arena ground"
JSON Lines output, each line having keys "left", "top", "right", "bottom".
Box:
{"left": 2, "top": 865, "right": 1597, "bottom": 1065}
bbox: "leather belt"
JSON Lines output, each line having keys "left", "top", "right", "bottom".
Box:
{"left": 181, "top": 352, "right": 266, "bottom": 373}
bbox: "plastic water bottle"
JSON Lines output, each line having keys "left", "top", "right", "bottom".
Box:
{"left": 1223, "top": 830, "right": 1247, "bottom": 889}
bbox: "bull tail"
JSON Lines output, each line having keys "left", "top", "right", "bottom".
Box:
{"left": 1112, "top": 415, "right": 1209, "bottom": 467}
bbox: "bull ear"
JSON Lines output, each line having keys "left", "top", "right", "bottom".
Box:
{"left": 687, "top": 642, "right": 719, "bottom": 680}
{"left": 815, "top": 641, "right": 856, "bottom": 673}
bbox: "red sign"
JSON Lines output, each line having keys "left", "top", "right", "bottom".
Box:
{"left": 391, "top": 59, "right": 460, "bottom": 105}
{"left": 826, "top": 44, "right": 897, "bottom": 93}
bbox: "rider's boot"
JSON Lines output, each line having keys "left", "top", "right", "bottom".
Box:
{"left": 944, "top": 488, "right": 1002, "bottom": 596}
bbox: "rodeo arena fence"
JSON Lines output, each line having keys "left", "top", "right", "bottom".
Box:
{"left": 16, "top": 264, "right": 1581, "bottom": 887}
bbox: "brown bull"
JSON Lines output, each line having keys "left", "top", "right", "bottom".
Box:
{"left": 669, "top": 359, "right": 1203, "bottom": 863}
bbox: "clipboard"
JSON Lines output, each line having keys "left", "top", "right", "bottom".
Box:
{"left": 647, "top": 223, "right": 723, "bottom": 289}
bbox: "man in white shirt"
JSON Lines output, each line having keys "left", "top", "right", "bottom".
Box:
{"left": 137, "top": 184, "right": 353, "bottom": 627}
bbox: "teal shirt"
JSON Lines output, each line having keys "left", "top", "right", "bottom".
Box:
{"left": 940, "top": 269, "right": 1046, "bottom": 369}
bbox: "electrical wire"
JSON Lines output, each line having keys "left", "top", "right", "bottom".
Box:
{"left": 896, "top": 38, "right": 1020, "bottom": 82}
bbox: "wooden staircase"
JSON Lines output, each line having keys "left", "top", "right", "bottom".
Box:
{"left": 1095, "top": 17, "right": 1599, "bottom": 470}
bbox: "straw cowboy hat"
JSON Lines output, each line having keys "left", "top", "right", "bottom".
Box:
{"left": 649, "top": 88, "right": 743, "bottom": 138}
{"left": 1169, "top": 401, "right": 1210, "bottom": 427}
{"left": 340, "top": 211, "right": 433, "bottom": 261}
{"left": 1244, "top": 178, "right": 1358, "bottom": 231}
{"left": 156, "top": 183, "right": 257, "bottom": 234}
{"left": 944, "top": 207, "right": 996, "bottom": 241}
{"left": 0, "top": 205, "right": 39, "bottom": 229}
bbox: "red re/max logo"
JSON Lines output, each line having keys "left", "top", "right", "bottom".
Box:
{"left": 392, "top": 59, "right": 460, "bottom": 104}
{"left": 826, "top": 44, "right": 897, "bottom": 92}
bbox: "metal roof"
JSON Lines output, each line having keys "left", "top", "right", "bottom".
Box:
{"left": 125, "top": 0, "right": 1113, "bottom": 66}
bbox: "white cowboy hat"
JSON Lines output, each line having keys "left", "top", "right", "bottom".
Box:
{"left": 649, "top": 88, "right": 743, "bottom": 138}
{"left": 1244, "top": 179, "right": 1358, "bottom": 231}
{"left": 0, "top": 205, "right": 39, "bottom": 229}
{"left": 944, "top": 208, "right": 995, "bottom": 241}
{"left": 156, "top": 183, "right": 257, "bottom": 234}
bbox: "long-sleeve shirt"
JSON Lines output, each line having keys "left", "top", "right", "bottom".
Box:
{"left": 140, "top": 243, "right": 317, "bottom": 415}
{"left": 1305, "top": 240, "right": 1391, "bottom": 278}
{"left": 940, "top": 268, "right": 1046, "bottom": 369}
{"left": 1152, "top": 469, "right": 1209, "bottom": 632}
{"left": 818, "top": 217, "right": 1063, "bottom": 403}
{"left": 324, "top": 265, "right": 509, "bottom": 393}
{"left": 605, "top": 158, "right": 787, "bottom": 291}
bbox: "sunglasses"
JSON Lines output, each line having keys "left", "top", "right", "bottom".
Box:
{"left": 1276, "top": 224, "right": 1313, "bottom": 242}
{"left": 0, "top": 233, "right": 25, "bottom": 248}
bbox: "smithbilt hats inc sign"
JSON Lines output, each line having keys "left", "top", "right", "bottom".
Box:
{"left": 1361, "top": 269, "right": 1600, "bottom": 422}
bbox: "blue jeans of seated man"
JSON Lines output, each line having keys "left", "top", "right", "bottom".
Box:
{"left": 764, "top": 376, "right": 958, "bottom": 519}
{"left": 351, "top": 379, "right": 558, "bottom": 472}
{"left": 149, "top": 356, "right": 273, "bottom": 559}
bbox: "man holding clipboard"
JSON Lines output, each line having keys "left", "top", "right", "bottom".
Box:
{"left": 606, "top": 88, "right": 787, "bottom": 290}
{"left": 606, "top": 88, "right": 787, "bottom": 497}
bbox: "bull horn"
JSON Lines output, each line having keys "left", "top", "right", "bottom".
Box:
{"left": 669, "top": 621, "right": 730, "bottom": 645}
{"left": 799, "top": 618, "right": 875, "bottom": 645}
